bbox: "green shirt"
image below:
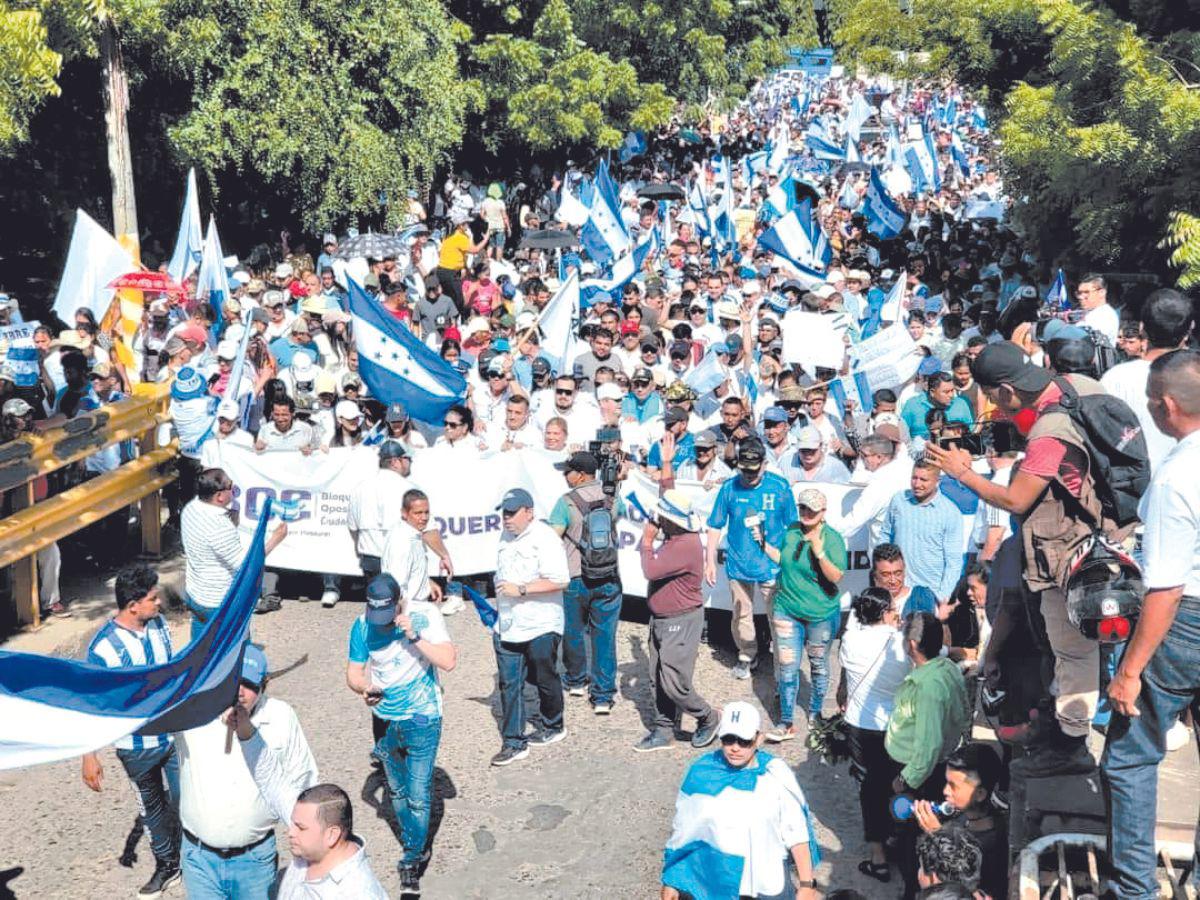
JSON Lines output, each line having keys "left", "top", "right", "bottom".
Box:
{"left": 772, "top": 523, "right": 847, "bottom": 621}
{"left": 884, "top": 656, "right": 971, "bottom": 788}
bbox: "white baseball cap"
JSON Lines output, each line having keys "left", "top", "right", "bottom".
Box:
{"left": 596, "top": 383, "right": 623, "bottom": 402}
{"left": 718, "top": 701, "right": 761, "bottom": 740}
{"left": 216, "top": 399, "right": 241, "bottom": 420}
{"left": 335, "top": 399, "right": 361, "bottom": 421}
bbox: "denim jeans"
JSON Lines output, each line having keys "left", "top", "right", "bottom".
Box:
{"left": 116, "top": 744, "right": 180, "bottom": 863}
{"left": 379, "top": 714, "right": 443, "bottom": 867}
{"left": 562, "top": 577, "right": 622, "bottom": 704}
{"left": 181, "top": 832, "right": 277, "bottom": 899}
{"left": 1102, "top": 596, "right": 1200, "bottom": 899}
{"left": 771, "top": 608, "right": 840, "bottom": 725}
{"left": 494, "top": 631, "right": 564, "bottom": 749}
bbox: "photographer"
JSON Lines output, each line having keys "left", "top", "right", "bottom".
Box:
{"left": 549, "top": 452, "right": 625, "bottom": 715}
{"left": 925, "top": 342, "right": 1133, "bottom": 777}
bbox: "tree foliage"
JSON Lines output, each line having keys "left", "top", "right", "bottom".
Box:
{"left": 0, "top": 4, "right": 62, "bottom": 146}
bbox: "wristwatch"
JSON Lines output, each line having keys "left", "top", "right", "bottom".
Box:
{"left": 518, "top": 584, "right": 527, "bottom": 596}
{"left": 795, "top": 879, "right": 818, "bottom": 889}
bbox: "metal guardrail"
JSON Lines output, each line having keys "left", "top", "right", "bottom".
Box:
{"left": 1016, "top": 833, "right": 1196, "bottom": 899}
{"left": 0, "top": 382, "right": 177, "bottom": 628}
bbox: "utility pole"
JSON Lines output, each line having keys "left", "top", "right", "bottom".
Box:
{"left": 99, "top": 16, "right": 139, "bottom": 260}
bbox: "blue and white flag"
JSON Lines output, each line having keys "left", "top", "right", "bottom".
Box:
{"left": 713, "top": 159, "right": 737, "bottom": 253}
{"left": 618, "top": 131, "right": 647, "bottom": 163}
{"left": 756, "top": 208, "right": 826, "bottom": 276}
{"left": 347, "top": 278, "right": 467, "bottom": 423}
{"left": 885, "top": 124, "right": 905, "bottom": 169}
{"left": 687, "top": 179, "right": 714, "bottom": 238}
{"left": 663, "top": 751, "right": 821, "bottom": 900}
{"left": 904, "top": 128, "right": 942, "bottom": 195}
{"left": 845, "top": 134, "right": 861, "bottom": 164}
{"left": 839, "top": 176, "right": 860, "bottom": 211}
{"left": 579, "top": 160, "right": 630, "bottom": 268}
{"left": 580, "top": 237, "right": 653, "bottom": 309}
{"left": 459, "top": 583, "right": 498, "bottom": 630}
{"left": 828, "top": 370, "right": 875, "bottom": 418}
{"left": 971, "top": 105, "right": 988, "bottom": 132}
{"left": 684, "top": 348, "right": 728, "bottom": 395}
{"left": 538, "top": 272, "right": 579, "bottom": 375}
{"left": 195, "top": 216, "right": 231, "bottom": 333}
{"left": 863, "top": 167, "right": 908, "bottom": 240}
{"left": 1046, "top": 269, "right": 1069, "bottom": 312}
{"left": 167, "top": 168, "right": 204, "bottom": 285}
{"left": 880, "top": 269, "right": 907, "bottom": 323}
{"left": 805, "top": 130, "right": 846, "bottom": 162}
{"left": 950, "top": 130, "right": 970, "bottom": 178}
{"left": 224, "top": 309, "right": 257, "bottom": 429}
{"left": 846, "top": 93, "right": 873, "bottom": 143}
{"left": 0, "top": 509, "right": 271, "bottom": 770}
{"left": 555, "top": 175, "right": 590, "bottom": 228}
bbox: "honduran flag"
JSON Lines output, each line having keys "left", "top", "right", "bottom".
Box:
{"left": 663, "top": 750, "right": 821, "bottom": 899}
{"left": 0, "top": 508, "right": 271, "bottom": 770}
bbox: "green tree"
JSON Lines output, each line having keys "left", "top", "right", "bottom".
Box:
{"left": 0, "top": 4, "right": 62, "bottom": 147}
{"left": 158, "top": 0, "right": 476, "bottom": 232}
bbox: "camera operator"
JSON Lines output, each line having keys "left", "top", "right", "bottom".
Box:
{"left": 549, "top": 451, "right": 626, "bottom": 716}
{"left": 925, "top": 342, "right": 1131, "bottom": 777}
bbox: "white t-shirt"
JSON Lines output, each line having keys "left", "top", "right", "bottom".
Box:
{"left": 838, "top": 624, "right": 912, "bottom": 730}
{"left": 1083, "top": 303, "right": 1119, "bottom": 345}
{"left": 1140, "top": 430, "right": 1200, "bottom": 595}
{"left": 1101, "top": 357, "right": 1176, "bottom": 471}
{"left": 494, "top": 519, "right": 570, "bottom": 643}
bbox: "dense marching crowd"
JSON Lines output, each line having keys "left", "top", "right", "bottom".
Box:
{"left": 9, "top": 68, "right": 1200, "bottom": 900}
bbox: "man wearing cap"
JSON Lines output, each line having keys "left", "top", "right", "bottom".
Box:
{"left": 269, "top": 317, "right": 320, "bottom": 369}
{"left": 646, "top": 406, "right": 695, "bottom": 480}
{"left": 349, "top": 525, "right": 457, "bottom": 893}
{"left": 760, "top": 406, "right": 798, "bottom": 475}
{"left": 413, "top": 274, "right": 458, "bottom": 341}
{"left": 837, "top": 428, "right": 914, "bottom": 552}
{"left": 621, "top": 367, "right": 664, "bottom": 424}
{"left": 782, "top": 426, "right": 852, "bottom": 485}
{"left": 613, "top": 320, "right": 644, "bottom": 375}
{"left": 706, "top": 440, "right": 798, "bottom": 679}
{"left": 200, "top": 400, "right": 252, "bottom": 468}
{"left": 174, "top": 644, "right": 318, "bottom": 899}
{"left": 661, "top": 700, "right": 820, "bottom": 900}
{"left": 636, "top": 489, "right": 719, "bottom": 752}
{"left": 490, "top": 487, "right": 571, "bottom": 766}
{"left": 80, "top": 565, "right": 181, "bottom": 899}
{"left": 668, "top": 428, "right": 733, "bottom": 490}
{"left": 901, "top": 370, "right": 975, "bottom": 441}
{"left": 549, "top": 452, "right": 625, "bottom": 714}
{"left": 473, "top": 355, "right": 515, "bottom": 430}
{"left": 166, "top": 366, "right": 218, "bottom": 508}
{"left": 926, "top": 341, "right": 1129, "bottom": 776}
{"left": 262, "top": 290, "right": 295, "bottom": 342}
{"left": 135, "top": 302, "right": 173, "bottom": 383}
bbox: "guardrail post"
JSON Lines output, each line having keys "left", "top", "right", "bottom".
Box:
{"left": 10, "top": 482, "right": 40, "bottom": 628}
{"left": 139, "top": 400, "right": 163, "bottom": 559}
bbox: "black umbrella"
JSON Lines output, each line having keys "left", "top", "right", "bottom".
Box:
{"left": 637, "top": 183, "right": 686, "bottom": 201}
{"left": 519, "top": 229, "right": 578, "bottom": 250}
{"left": 335, "top": 233, "right": 408, "bottom": 260}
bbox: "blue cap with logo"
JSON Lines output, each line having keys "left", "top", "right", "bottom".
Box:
{"left": 365, "top": 574, "right": 400, "bottom": 626}
{"left": 240, "top": 644, "right": 269, "bottom": 688}
{"left": 496, "top": 488, "right": 534, "bottom": 514}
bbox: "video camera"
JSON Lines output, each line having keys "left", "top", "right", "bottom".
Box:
{"left": 936, "top": 419, "right": 1023, "bottom": 458}
{"left": 589, "top": 427, "right": 623, "bottom": 497}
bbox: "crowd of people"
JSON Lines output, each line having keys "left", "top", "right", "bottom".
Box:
{"left": 9, "top": 66, "right": 1197, "bottom": 900}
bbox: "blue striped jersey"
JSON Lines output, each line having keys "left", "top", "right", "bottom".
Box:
{"left": 86, "top": 616, "right": 174, "bottom": 751}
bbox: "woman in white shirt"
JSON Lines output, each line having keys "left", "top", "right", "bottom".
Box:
{"left": 837, "top": 587, "right": 912, "bottom": 884}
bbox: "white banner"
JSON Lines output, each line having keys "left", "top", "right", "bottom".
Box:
{"left": 211, "top": 441, "right": 877, "bottom": 604}
{"left": 781, "top": 310, "right": 845, "bottom": 371}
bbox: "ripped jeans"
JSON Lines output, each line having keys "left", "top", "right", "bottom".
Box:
{"left": 772, "top": 608, "right": 841, "bottom": 726}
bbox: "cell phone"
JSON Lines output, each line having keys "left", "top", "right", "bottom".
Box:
{"left": 366, "top": 688, "right": 384, "bottom": 699}
{"left": 938, "top": 433, "right": 985, "bottom": 456}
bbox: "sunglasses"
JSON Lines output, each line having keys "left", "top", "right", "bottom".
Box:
{"left": 632, "top": 380, "right": 650, "bottom": 388}
{"left": 556, "top": 388, "right": 574, "bottom": 396}
{"left": 696, "top": 446, "right": 715, "bottom": 454}
{"left": 443, "top": 420, "right": 465, "bottom": 428}
{"left": 720, "top": 735, "right": 754, "bottom": 748}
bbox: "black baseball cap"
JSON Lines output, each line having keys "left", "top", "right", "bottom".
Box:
{"left": 496, "top": 488, "right": 534, "bottom": 513}
{"left": 366, "top": 574, "right": 400, "bottom": 625}
{"left": 971, "top": 342, "right": 1052, "bottom": 392}
{"left": 554, "top": 451, "right": 598, "bottom": 475}
{"left": 379, "top": 440, "right": 409, "bottom": 461}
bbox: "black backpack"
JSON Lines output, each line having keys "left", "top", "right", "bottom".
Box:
{"left": 1046, "top": 377, "right": 1150, "bottom": 528}
{"left": 567, "top": 493, "right": 619, "bottom": 580}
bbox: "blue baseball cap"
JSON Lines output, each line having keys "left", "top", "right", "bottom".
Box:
{"left": 917, "top": 356, "right": 944, "bottom": 377}
{"left": 241, "top": 644, "right": 268, "bottom": 688}
{"left": 763, "top": 406, "right": 789, "bottom": 424}
{"left": 496, "top": 488, "right": 534, "bottom": 514}
{"left": 366, "top": 574, "right": 400, "bottom": 625}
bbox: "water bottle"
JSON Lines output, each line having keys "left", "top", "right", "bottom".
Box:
{"left": 890, "top": 795, "right": 956, "bottom": 823}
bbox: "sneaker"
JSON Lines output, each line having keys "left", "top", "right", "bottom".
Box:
{"left": 732, "top": 661, "right": 752, "bottom": 680}
{"left": 320, "top": 590, "right": 340, "bottom": 608}
{"left": 440, "top": 594, "right": 464, "bottom": 615}
{"left": 490, "top": 745, "right": 529, "bottom": 767}
{"left": 528, "top": 728, "right": 567, "bottom": 747}
{"left": 254, "top": 594, "right": 282, "bottom": 614}
{"left": 634, "top": 730, "right": 674, "bottom": 753}
{"left": 1167, "top": 719, "right": 1190, "bottom": 752}
{"left": 1011, "top": 736, "right": 1095, "bottom": 778}
{"left": 397, "top": 862, "right": 420, "bottom": 894}
{"left": 691, "top": 717, "right": 720, "bottom": 749}
{"left": 765, "top": 726, "right": 797, "bottom": 744}
{"left": 593, "top": 701, "right": 613, "bottom": 715}
{"left": 565, "top": 685, "right": 588, "bottom": 698}
{"left": 137, "top": 860, "right": 181, "bottom": 899}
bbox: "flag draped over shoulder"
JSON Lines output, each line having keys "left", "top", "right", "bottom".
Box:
{"left": 0, "top": 509, "right": 272, "bottom": 770}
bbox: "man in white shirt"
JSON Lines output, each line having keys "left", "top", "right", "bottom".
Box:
{"left": 255, "top": 395, "right": 321, "bottom": 454}
{"left": 1100, "top": 287, "right": 1191, "bottom": 472}
{"left": 832, "top": 430, "right": 914, "bottom": 553}
{"left": 535, "top": 375, "right": 601, "bottom": 445}
{"left": 1075, "top": 273, "right": 1119, "bottom": 345}
{"left": 782, "top": 426, "right": 852, "bottom": 484}
{"left": 347, "top": 441, "right": 415, "bottom": 579}
{"left": 225, "top": 709, "right": 389, "bottom": 899}
{"left": 1104, "top": 348, "right": 1200, "bottom": 900}
{"left": 485, "top": 394, "right": 542, "bottom": 451}
{"left": 490, "top": 488, "right": 571, "bottom": 767}
{"left": 180, "top": 467, "right": 289, "bottom": 633}
{"left": 176, "top": 645, "right": 318, "bottom": 899}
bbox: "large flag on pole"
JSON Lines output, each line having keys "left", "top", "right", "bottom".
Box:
{"left": 0, "top": 509, "right": 272, "bottom": 770}
{"left": 347, "top": 278, "right": 467, "bottom": 423}
{"left": 538, "top": 272, "right": 579, "bottom": 375}
{"left": 579, "top": 160, "right": 630, "bottom": 268}
{"left": 756, "top": 208, "right": 828, "bottom": 275}
{"left": 555, "top": 175, "right": 590, "bottom": 228}
{"left": 167, "top": 168, "right": 204, "bottom": 284}
{"left": 1046, "top": 269, "right": 1069, "bottom": 312}
{"left": 195, "top": 216, "right": 232, "bottom": 334}
{"left": 863, "top": 167, "right": 908, "bottom": 240}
